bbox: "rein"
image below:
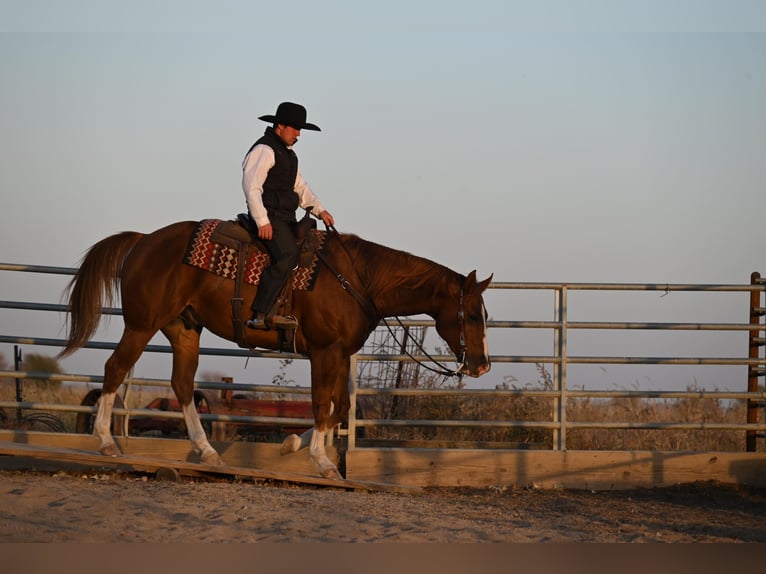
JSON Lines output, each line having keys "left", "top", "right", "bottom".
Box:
{"left": 318, "top": 224, "right": 466, "bottom": 378}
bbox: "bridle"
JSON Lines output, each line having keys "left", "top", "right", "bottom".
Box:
{"left": 378, "top": 291, "right": 466, "bottom": 378}
{"left": 317, "top": 225, "right": 467, "bottom": 378}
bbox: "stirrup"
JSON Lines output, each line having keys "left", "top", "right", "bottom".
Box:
{"left": 271, "top": 314, "right": 298, "bottom": 329}
{"left": 246, "top": 315, "right": 269, "bottom": 330}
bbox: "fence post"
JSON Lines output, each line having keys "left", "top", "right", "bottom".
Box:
{"left": 553, "top": 286, "right": 568, "bottom": 450}
{"left": 347, "top": 354, "right": 358, "bottom": 450}
{"left": 120, "top": 366, "right": 135, "bottom": 437}
{"left": 746, "top": 271, "right": 764, "bottom": 452}
{"left": 13, "top": 345, "right": 22, "bottom": 424}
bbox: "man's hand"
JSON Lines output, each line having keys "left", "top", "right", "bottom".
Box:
{"left": 258, "top": 223, "right": 273, "bottom": 240}
{"left": 319, "top": 211, "right": 335, "bottom": 227}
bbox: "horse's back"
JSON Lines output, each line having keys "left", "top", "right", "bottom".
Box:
{"left": 124, "top": 220, "right": 198, "bottom": 264}
{"left": 119, "top": 220, "right": 203, "bottom": 307}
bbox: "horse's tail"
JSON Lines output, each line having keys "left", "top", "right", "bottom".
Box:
{"left": 59, "top": 231, "right": 145, "bottom": 357}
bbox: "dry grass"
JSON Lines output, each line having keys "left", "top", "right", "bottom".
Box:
{"left": 0, "top": 378, "right": 86, "bottom": 432}
{"left": 356, "top": 365, "right": 766, "bottom": 453}
{"left": 0, "top": 376, "right": 168, "bottom": 434}
{"left": 567, "top": 393, "right": 751, "bottom": 451}
{"left": 357, "top": 390, "right": 762, "bottom": 451}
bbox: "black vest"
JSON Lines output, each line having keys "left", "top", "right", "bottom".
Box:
{"left": 246, "top": 127, "right": 300, "bottom": 222}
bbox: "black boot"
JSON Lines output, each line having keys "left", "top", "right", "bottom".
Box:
{"left": 246, "top": 312, "right": 298, "bottom": 330}
{"left": 246, "top": 313, "right": 268, "bottom": 330}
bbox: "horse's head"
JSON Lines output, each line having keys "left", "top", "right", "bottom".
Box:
{"left": 435, "top": 270, "right": 493, "bottom": 378}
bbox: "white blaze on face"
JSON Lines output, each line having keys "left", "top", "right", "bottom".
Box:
{"left": 481, "top": 302, "right": 489, "bottom": 360}
{"left": 477, "top": 301, "right": 490, "bottom": 375}
{"left": 461, "top": 301, "right": 491, "bottom": 377}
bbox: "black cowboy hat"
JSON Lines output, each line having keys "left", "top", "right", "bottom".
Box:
{"left": 258, "top": 102, "right": 321, "bottom": 131}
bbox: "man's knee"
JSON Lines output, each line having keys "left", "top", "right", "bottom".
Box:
{"left": 271, "top": 251, "right": 299, "bottom": 275}
{"left": 277, "top": 242, "right": 300, "bottom": 270}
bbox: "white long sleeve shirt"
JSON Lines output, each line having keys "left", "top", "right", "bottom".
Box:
{"left": 242, "top": 143, "right": 326, "bottom": 227}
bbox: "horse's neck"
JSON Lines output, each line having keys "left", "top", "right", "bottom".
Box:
{"left": 363, "top": 246, "right": 454, "bottom": 319}
{"left": 375, "top": 280, "right": 446, "bottom": 318}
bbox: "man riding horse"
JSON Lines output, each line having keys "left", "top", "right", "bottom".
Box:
{"left": 241, "top": 102, "right": 335, "bottom": 330}
{"left": 59, "top": 101, "right": 492, "bottom": 480}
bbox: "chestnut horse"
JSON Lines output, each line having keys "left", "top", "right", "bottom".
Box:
{"left": 60, "top": 220, "right": 492, "bottom": 479}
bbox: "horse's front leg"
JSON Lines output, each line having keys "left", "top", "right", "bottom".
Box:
{"left": 309, "top": 426, "right": 341, "bottom": 480}
{"left": 281, "top": 426, "right": 340, "bottom": 479}
{"left": 281, "top": 424, "right": 341, "bottom": 479}
{"left": 280, "top": 346, "right": 350, "bottom": 479}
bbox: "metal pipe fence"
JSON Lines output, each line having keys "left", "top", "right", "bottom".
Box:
{"left": 1, "top": 263, "right": 765, "bottom": 451}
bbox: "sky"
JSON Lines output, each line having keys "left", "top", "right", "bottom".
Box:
{"left": 1, "top": 1, "right": 764, "bottom": 394}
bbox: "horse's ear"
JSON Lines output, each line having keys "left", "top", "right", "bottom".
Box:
{"left": 478, "top": 273, "right": 493, "bottom": 293}
{"left": 465, "top": 270, "right": 478, "bottom": 291}
{"left": 465, "top": 270, "right": 493, "bottom": 293}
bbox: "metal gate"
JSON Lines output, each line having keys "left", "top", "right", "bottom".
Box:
{"left": 1, "top": 263, "right": 765, "bottom": 455}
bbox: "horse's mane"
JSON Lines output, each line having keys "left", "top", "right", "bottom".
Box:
{"left": 339, "top": 233, "right": 459, "bottom": 297}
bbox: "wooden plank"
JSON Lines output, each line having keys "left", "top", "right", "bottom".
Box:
{"left": 346, "top": 448, "right": 766, "bottom": 490}
{"left": 357, "top": 438, "right": 545, "bottom": 450}
{"left": 0, "top": 440, "right": 420, "bottom": 493}
{"left": 0, "top": 429, "right": 331, "bottom": 474}
{"left": 5, "top": 430, "right": 763, "bottom": 490}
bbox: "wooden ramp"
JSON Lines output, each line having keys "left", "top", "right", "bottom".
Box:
{"left": 0, "top": 440, "right": 420, "bottom": 494}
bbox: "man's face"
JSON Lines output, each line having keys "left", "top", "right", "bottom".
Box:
{"left": 275, "top": 124, "right": 301, "bottom": 146}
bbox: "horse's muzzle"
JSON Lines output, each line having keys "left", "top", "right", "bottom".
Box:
{"left": 459, "top": 361, "right": 491, "bottom": 378}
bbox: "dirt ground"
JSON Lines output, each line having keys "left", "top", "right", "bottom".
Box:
{"left": 1, "top": 466, "right": 765, "bottom": 543}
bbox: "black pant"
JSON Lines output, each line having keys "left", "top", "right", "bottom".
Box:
{"left": 250, "top": 219, "right": 299, "bottom": 314}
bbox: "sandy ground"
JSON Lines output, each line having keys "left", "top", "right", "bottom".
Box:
{"left": 1, "top": 467, "right": 765, "bottom": 543}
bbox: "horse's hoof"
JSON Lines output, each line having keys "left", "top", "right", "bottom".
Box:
{"left": 320, "top": 467, "right": 343, "bottom": 480}
{"left": 201, "top": 451, "right": 224, "bottom": 466}
{"left": 280, "top": 434, "right": 301, "bottom": 456}
{"left": 99, "top": 444, "right": 121, "bottom": 457}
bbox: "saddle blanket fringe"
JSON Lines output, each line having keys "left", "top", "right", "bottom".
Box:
{"left": 183, "top": 219, "right": 325, "bottom": 291}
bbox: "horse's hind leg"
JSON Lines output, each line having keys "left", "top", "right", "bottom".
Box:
{"left": 95, "top": 327, "right": 156, "bottom": 456}
{"left": 161, "top": 318, "right": 224, "bottom": 466}
{"left": 280, "top": 428, "right": 312, "bottom": 455}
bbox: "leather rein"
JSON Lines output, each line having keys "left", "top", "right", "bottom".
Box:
{"left": 316, "top": 225, "right": 466, "bottom": 378}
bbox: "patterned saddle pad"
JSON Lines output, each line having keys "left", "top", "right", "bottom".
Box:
{"left": 183, "top": 219, "right": 326, "bottom": 291}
